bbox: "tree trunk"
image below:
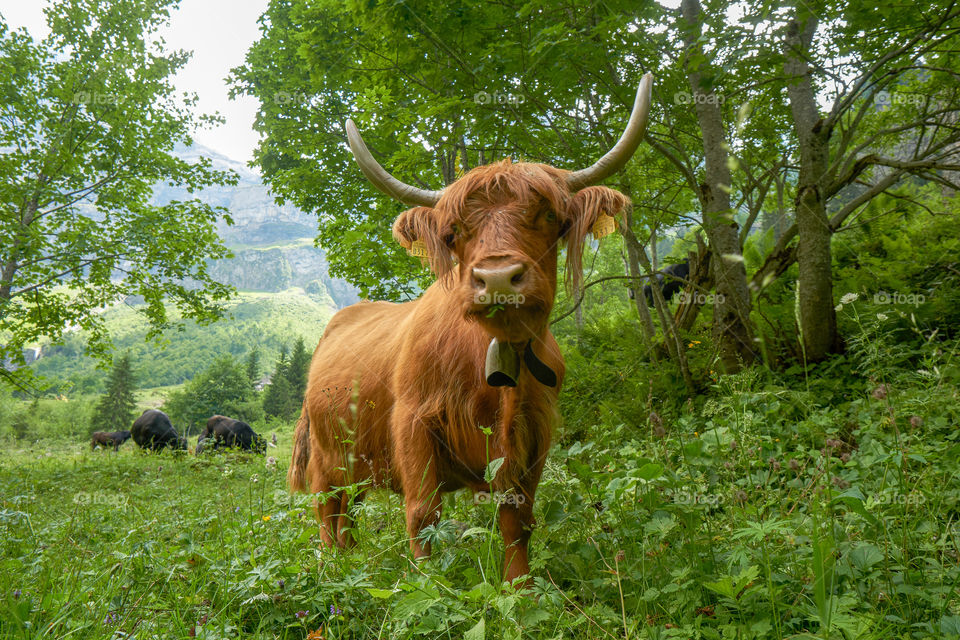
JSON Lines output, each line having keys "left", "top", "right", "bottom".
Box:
{"left": 674, "top": 238, "right": 712, "bottom": 332}
{"left": 680, "top": 0, "right": 757, "bottom": 372}
{"left": 784, "top": 10, "right": 839, "bottom": 361}
{"left": 620, "top": 207, "right": 660, "bottom": 361}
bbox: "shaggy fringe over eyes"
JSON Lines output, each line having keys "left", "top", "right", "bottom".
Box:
{"left": 563, "top": 186, "right": 630, "bottom": 293}
{"left": 392, "top": 160, "right": 571, "bottom": 282}
{"left": 437, "top": 160, "right": 569, "bottom": 229}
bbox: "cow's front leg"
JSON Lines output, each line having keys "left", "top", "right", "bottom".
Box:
{"left": 404, "top": 482, "right": 442, "bottom": 560}
{"left": 394, "top": 408, "right": 443, "bottom": 559}
{"left": 499, "top": 492, "right": 535, "bottom": 584}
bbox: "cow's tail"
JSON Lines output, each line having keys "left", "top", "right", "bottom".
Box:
{"left": 287, "top": 404, "right": 311, "bottom": 493}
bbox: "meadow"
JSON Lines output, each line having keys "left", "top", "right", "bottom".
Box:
{"left": 2, "top": 334, "right": 959, "bottom": 639}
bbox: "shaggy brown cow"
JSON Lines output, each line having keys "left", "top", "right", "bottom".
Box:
{"left": 288, "top": 74, "right": 652, "bottom": 584}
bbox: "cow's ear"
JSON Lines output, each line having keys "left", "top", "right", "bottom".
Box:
{"left": 392, "top": 206, "right": 454, "bottom": 277}
{"left": 562, "top": 186, "right": 629, "bottom": 291}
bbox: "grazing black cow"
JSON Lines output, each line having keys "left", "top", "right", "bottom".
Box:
{"left": 131, "top": 410, "right": 187, "bottom": 451}
{"left": 642, "top": 260, "right": 690, "bottom": 307}
{"left": 90, "top": 430, "right": 131, "bottom": 451}
{"left": 196, "top": 415, "right": 266, "bottom": 454}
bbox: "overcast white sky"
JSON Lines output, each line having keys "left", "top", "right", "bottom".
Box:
{"left": 0, "top": 0, "right": 270, "bottom": 165}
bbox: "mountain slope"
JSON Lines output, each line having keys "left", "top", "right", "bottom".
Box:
{"left": 34, "top": 289, "right": 336, "bottom": 394}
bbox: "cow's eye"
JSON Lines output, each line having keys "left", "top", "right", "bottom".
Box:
{"left": 545, "top": 211, "right": 557, "bottom": 223}
{"left": 445, "top": 223, "right": 460, "bottom": 247}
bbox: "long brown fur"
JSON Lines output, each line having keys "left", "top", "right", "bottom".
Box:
{"left": 290, "top": 159, "right": 628, "bottom": 583}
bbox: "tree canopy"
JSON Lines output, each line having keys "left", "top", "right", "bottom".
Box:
{"left": 0, "top": 0, "right": 237, "bottom": 390}
{"left": 232, "top": 0, "right": 960, "bottom": 368}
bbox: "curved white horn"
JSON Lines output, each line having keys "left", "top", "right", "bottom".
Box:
{"left": 345, "top": 119, "right": 443, "bottom": 206}
{"left": 567, "top": 73, "right": 654, "bottom": 190}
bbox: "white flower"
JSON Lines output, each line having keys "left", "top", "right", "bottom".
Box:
{"left": 877, "top": 313, "right": 888, "bottom": 321}
{"left": 840, "top": 293, "right": 858, "bottom": 305}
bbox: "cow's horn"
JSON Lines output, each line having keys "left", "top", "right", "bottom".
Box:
{"left": 566, "top": 73, "right": 654, "bottom": 190}
{"left": 345, "top": 119, "right": 444, "bottom": 207}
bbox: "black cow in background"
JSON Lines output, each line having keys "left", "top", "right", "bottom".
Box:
{"left": 90, "top": 430, "right": 131, "bottom": 451}
{"left": 131, "top": 410, "right": 188, "bottom": 451}
{"left": 639, "top": 259, "right": 690, "bottom": 307}
{"left": 197, "top": 415, "right": 266, "bottom": 454}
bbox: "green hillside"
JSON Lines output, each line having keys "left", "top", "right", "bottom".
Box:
{"left": 33, "top": 289, "right": 336, "bottom": 395}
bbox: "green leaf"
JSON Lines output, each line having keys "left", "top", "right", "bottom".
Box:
{"left": 634, "top": 462, "right": 664, "bottom": 481}
{"left": 484, "top": 457, "right": 505, "bottom": 483}
{"left": 831, "top": 488, "right": 878, "bottom": 526}
{"left": 464, "top": 617, "right": 485, "bottom": 640}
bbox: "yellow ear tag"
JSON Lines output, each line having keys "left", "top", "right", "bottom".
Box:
{"left": 592, "top": 214, "right": 617, "bottom": 239}
{"left": 408, "top": 240, "right": 430, "bottom": 258}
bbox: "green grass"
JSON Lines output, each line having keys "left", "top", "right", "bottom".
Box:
{"left": 2, "top": 357, "right": 960, "bottom": 639}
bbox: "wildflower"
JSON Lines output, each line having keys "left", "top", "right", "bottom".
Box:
{"left": 909, "top": 415, "right": 923, "bottom": 428}
{"left": 730, "top": 440, "right": 738, "bottom": 451}
{"left": 329, "top": 604, "right": 343, "bottom": 615}
{"left": 307, "top": 629, "right": 324, "bottom": 640}
{"left": 12, "top": 589, "right": 21, "bottom": 598}
{"left": 295, "top": 610, "right": 309, "bottom": 619}
{"left": 831, "top": 476, "right": 850, "bottom": 490}
{"left": 840, "top": 292, "right": 858, "bottom": 305}
{"left": 788, "top": 459, "right": 801, "bottom": 472}
{"left": 615, "top": 549, "right": 626, "bottom": 563}
{"left": 840, "top": 452, "right": 851, "bottom": 463}
{"left": 234, "top": 507, "right": 240, "bottom": 513}
{"left": 877, "top": 313, "right": 888, "bottom": 321}
{"left": 262, "top": 515, "right": 271, "bottom": 522}
{"left": 723, "top": 461, "right": 733, "bottom": 469}
{"left": 104, "top": 612, "right": 118, "bottom": 624}
{"left": 871, "top": 384, "right": 888, "bottom": 400}
{"left": 693, "top": 340, "right": 701, "bottom": 345}
{"left": 768, "top": 457, "right": 781, "bottom": 471}
{"left": 694, "top": 431, "right": 699, "bottom": 438}
{"left": 266, "top": 457, "right": 277, "bottom": 470}
{"left": 688, "top": 342, "right": 694, "bottom": 348}
{"left": 734, "top": 490, "right": 748, "bottom": 503}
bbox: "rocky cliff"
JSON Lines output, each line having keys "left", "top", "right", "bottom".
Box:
{"left": 156, "top": 145, "right": 359, "bottom": 307}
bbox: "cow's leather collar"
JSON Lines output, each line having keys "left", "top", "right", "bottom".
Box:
{"left": 485, "top": 338, "right": 558, "bottom": 388}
